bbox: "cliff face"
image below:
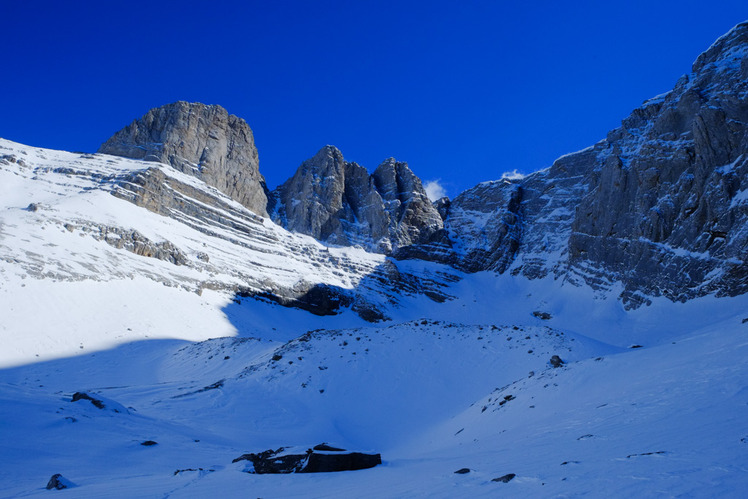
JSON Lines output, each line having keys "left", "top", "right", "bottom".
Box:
{"left": 442, "top": 21, "right": 748, "bottom": 306}
{"left": 98, "top": 101, "right": 269, "bottom": 217}
{"left": 566, "top": 21, "right": 748, "bottom": 305}
{"left": 270, "top": 146, "right": 443, "bottom": 254}
{"left": 442, "top": 179, "right": 523, "bottom": 273}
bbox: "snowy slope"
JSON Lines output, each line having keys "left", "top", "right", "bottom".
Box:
{"left": 1, "top": 137, "right": 747, "bottom": 497}
{"left": 0, "top": 138, "right": 457, "bottom": 367}
{"left": 1, "top": 308, "right": 746, "bottom": 497}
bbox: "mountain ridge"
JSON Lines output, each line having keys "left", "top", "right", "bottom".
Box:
{"left": 93, "top": 20, "right": 748, "bottom": 309}
{"left": 1, "top": 21, "right": 748, "bottom": 498}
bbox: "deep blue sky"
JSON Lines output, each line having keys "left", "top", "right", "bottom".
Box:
{"left": 2, "top": 1, "right": 747, "bottom": 197}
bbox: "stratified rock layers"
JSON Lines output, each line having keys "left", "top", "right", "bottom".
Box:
{"left": 99, "top": 101, "right": 269, "bottom": 216}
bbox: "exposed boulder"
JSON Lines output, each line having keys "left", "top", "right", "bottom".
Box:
{"left": 492, "top": 473, "right": 516, "bottom": 483}
{"left": 71, "top": 392, "right": 105, "bottom": 409}
{"left": 46, "top": 474, "right": 74, "bottom": 490}
{"left": 550, "top": 355, "right": 564, "bottom": 368}
{"left": 99, "top": 101, "right": 269, "bottom": 217}
{"left": 233, "top": 445, "right": 382, "bottom": 474}
{"left": 532, "top": 311, "right": 552, "bottom": 321}
{"left": 70, "top": 392, "right": 129, "bottom": 413}
{"left": 304, "top": 451, "right": 382, "bottom": 473}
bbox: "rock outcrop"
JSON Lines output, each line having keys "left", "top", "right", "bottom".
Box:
{"left": 233, "top": 445, "right": 382, "bottom": 474}
{"left": 99, "top": 101, "right": 269, "bottom": 217}
{"left": 46, "top": 474, "right": 74, "bottom": 490}
{"left": 270, "top": 146, "right": 443, "bottom": 254}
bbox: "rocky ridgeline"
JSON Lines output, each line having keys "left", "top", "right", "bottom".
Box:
{"left": 566, "top": 22, "right": 748, "bottom": 305}
{"left": 430, "top": 21, "right": 748, "bottom": 305}
{"left": 96, "top": 22, "right": 748, "bottom": 308}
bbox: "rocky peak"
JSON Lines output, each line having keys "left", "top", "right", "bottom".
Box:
{"left": 302, "top": 145, "right": 346, "bottom": 177}
{"left": 98, "top": 101, "right": 269, "bottom": 216}
{"left": 445, "top": 179, "right": 524, "bottom": 273}
{"left": 271, "top": 145, "right": 369, "bottom": 245}
{"left": 271, "top": 148, "right": 443, "bottom": 254}
{"left": 371, "top": 158, "right": 444, "bottom": 249}
{"left": 433, "top": 196, "right": 450, "bottom": 221}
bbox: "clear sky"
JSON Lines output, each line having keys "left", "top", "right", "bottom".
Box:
{"left": 2, "top": 1, "right": 747, "bottom": 197}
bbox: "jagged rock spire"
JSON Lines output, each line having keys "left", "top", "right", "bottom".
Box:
{"left": 271, "top": 146, "right": 443, "bottom": 254}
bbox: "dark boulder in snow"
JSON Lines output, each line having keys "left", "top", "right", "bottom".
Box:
{"left": 550, "top": 355, "right": 564, "bottom": 368}
{"left": 71, "top": 392, "right": 105, "bottom": 409}
{"left": 304, "top": 450, "right": 382, "bottom": 473}
{"left": 70, "top": 392, "right": 129, "bottom": 413}
{"left": 173, "top": 468, "right": 214, "bottom": 476}
{"left": 454, "top": 468, "right": 471, "bottom": 474}
{"left": 233, "top": 445, "right": 381, "bottom": 474}
{"left": 46, "top": 474, "right": 74, "bottom": 490}
{"left": 492, "top": 473, "right": 516, "bottom": 483}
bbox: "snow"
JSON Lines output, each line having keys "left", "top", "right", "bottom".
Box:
{"left": 552, "top": 145, "right": 594, "bottom": 163}
{"left": 641, "top": 90, "right": 671, "bottom": 106}
{"left": 639, "top": 237, "right": 713, "bottom": 261}
{"left": 731, "top": 188, "right": 748, "bottom": 208}
{"left": 1, "top": 138, "right": 747, "bottom": 496}
{"left": 1, "top": 283, "right": 746, "bottom": 497}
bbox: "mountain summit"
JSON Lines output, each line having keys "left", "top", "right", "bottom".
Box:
{"left": 270, "top": 145, "right": 444, "bottom": 253}
{"left": 99, "top": 101, "right": 270, "bottom": 216}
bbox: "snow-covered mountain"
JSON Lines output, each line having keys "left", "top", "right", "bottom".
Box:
{"left": 0, "top": 21, "right": 747, "bottom": 498}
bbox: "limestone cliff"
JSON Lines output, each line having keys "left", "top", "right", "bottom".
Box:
{"left": 444, "top": 21, "right": 748, "bottom": 306}
{"left": 99, "top": 101, "right": 269, "bottom": 217}
{"left": 566, "top": 21, "right": 748, "bottom": 305}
